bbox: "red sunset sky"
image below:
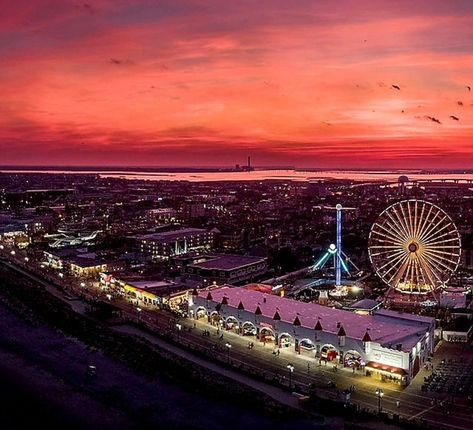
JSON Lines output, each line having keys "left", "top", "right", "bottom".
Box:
{"left": 1, "top": 0, "right": 473, "bottom": 168}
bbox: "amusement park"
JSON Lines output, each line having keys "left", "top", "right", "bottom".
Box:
{"left": 188, "top": 191, "right": 471, "bottom": 393}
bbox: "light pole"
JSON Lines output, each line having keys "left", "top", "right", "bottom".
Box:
{"left": 136, "top": 307, "right": 142, "bottom": 321}
{"left": 375, "top": 388, "right": 384, "bottom": 413}
{"left": 287, "top": 363, "right": 294, "bottom": 389}
{"left": 225, "top": 342, "right": 232, "bottom": 363}
{"left": 176, "top": 323, "right": 182, "bottom": 341}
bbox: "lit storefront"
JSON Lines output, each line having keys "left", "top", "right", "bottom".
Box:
{"left": 99, "top": 272, "right": 190, "bottom": 314}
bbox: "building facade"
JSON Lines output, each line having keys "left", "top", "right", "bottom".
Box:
{"left": 131, "top": 228, "right": 213, "bottom": 260}
{"left": 189, "top": 286, "right": 435, "bottom": 386}
{"left": 183, "top": 254, "right": 268, "bottom": 285}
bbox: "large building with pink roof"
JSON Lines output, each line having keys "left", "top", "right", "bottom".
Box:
{"left": 189, "top": 285, "right": 435, "bottom": 386}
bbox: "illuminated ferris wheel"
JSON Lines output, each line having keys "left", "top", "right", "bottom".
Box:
{"left": 368, "top": 200, "right": 461, "bottom": 294}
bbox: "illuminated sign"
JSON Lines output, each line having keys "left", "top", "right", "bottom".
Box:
{"left": 370, "top": 346, "right": 403, "bottom": 368}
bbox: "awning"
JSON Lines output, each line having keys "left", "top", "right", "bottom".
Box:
{"left": 365, "top": 361, "right": 407, "bottom": 376}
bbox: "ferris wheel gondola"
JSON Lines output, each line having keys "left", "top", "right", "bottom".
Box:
{"left": 368, "top": 200, "right": 461, "bottom": 296}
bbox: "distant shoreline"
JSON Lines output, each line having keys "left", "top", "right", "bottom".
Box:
{"left": 1, "top": 165, "right": 472, "bottom": 174}
{"left": 2, "top": 167, "right": 473, "bottom": 183}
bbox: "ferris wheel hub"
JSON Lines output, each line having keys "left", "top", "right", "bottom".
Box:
{"left": 408, "top": 242, "right": 419, "bottom": 253}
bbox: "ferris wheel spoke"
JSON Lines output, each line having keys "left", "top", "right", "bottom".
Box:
{"left": 371, "top": 248, "right": 406, "bottom": 259}
{"left": 370, "top": 245, "right": 405, "bottom": 255}
{"left": 416, "top": 204, "right": 434, "bottom": 244}
{"left": 423, "top": 249, "right": 458, "bottom": 271}
{"left": 377, "top": 249, "right": 408, "bottom": 274}
{"left": 386, "top": 211, "right": 409, "bottom": 240}
{"left": 422, "top": 252, "right": 454, "bottom": 277}
{"left": 375, "top": 214, "right": 408, "bottom": 242}
{"left": 371, "top": 225, "right": 405, "bottom": 245}
{"left": 418, "top": 207, "right": 441, "bottom": 243}
{"left": 380, "top": 252, "right": 409, "bottom": 277}
{"left": 384, "top": 219, "right": 411, "bottom": 243}
{"left": 406, "top": 201, "right": 415, "bottom": 239}
{"left": 413, "top": 258, "right": 424, "bottom": 286}
{"left": 413, "top": 200, "right": 422, "bottom": 237}
{"left": 405, "top": 258, "right": 415, "bottom": 286}
{"left": 423, "top": 252, "right": 456, "bottom": 270}
{"left": 419, "top": 214, "right": 446, "bottom": 243}
{"left": 417, "top": 253, "right": 440, "bottom": 288}
{"left": 370, "top": 245, "right": 404, "bottom": 248}
{"left": 425, "top": 245, "right": 460, "bottom": 249}
{"left": 419, "top": 252, "right": 447, "bottom": 283}
{"left": 398, "top": 202, "right": 412, "bottom": 237}
{"left": 423, "top": 237, "right": 460, "bottom": 247}
{"left": 420, "top": 217, "right": 450, "bottom": 244}
{"left": 422, "top": 227, "right": 456, "bottom": 245}
{"left": 422, "top": 249, "right": 460, "bottom": 261}
{"left": 424, "top": 217, "right": 452, "bottom": 237}
{"left": 385, "top": 210, "right": 410, "bottom": 241}
{"left": 423, "top": 247, "right": 460, "bottom": 257}
{"left": 387, "top": 254, "right": 410, "bottom": 286}
{"left": 396, "top": 204, "right": 413, "bottom": 238}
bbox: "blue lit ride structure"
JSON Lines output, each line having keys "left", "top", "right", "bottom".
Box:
{"left": 311, "top": 204, "right": 359, "bottom": 287}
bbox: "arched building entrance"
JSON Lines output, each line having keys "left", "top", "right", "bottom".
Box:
{"left": 259, "top": 327, "right": 275, "bottom": 344}
{"left": 225, "top": 316, "right": 240, "bottom": 333}
{"left": 279, "top": 333, "right": 293, "bottom": 349}
{"left": 344, "top": 350, "right": 364, "bottom": 369}
{"left": 195, "top": 306, "right": 207, "bottom": 320}
{"left": 299, "top": 338, "right": 316, "bottom": 355}
{"left": 241, "top": 321, "right": 257, "bottom": 336}
{"left": 321, "top": 344, "right": 339, "bottom": 362}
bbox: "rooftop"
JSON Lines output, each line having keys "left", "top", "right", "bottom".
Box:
{"left": 197, "top": 286, "right": 434, "bottom": 352}
{"left": 344, "top": 298, "right": 382, "bottom": 311}
{"left": 189, "top": 254, "right": 266, "bottom": 271}
{"left": 131, "top": 228, "right": 209, "bottom": 242}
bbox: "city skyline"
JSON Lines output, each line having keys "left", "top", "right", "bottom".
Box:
{"left": 1, "top": 0, "right": 473, "bottom": 168}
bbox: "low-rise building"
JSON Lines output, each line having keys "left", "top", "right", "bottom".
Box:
{"left": 189, "top": 285, "right": 435, "bottom": 386}
{"left": 130, "top": 228, "right": 213, "bottom": 260}
{"left": 69, "top": 256, "right": 125, "bottom": 277}
{"left": 99, "top": 272, "right": 188, "bottom": 313}
{"left": 182, "top": 254, "right": 268, "bottom": 285}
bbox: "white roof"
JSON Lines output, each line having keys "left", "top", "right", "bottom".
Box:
{"left": 131, "top": 281, "right": 174, "bottom": 290}
{"left": 198, "top": 286, "right": 433, "bottom": 351}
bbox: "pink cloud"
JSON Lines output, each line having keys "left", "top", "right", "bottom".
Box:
{"left": 1, "top": 1, "right": 473, "bottom": 167}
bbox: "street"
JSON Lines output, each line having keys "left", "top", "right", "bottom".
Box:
{"left": 1, "top": 247, "right": 473, "bottom": 429}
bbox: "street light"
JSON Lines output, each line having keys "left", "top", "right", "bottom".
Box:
{"left": 58, "top": 272, "right": 64, "bottom": 278}
{"left": 375, "top": 388, "right": 384, "bottom": 413}
{"left": 24, "top": 257, "right": 29, "bottom": 262}
{"left": 80, "top": 282, "right": 86, "bottom": 288}
{"left": 225, "top": 342, "right": 232, "bottom": 363}
{"left": 176, "top": 323, "right": 182, "bottom": 341}
{"left": 287, "top": 363, "right": 295, "bottom": 389}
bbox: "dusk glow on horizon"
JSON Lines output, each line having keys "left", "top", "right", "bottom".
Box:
{"left": 1, "top": 0, "right": 473, "bottom": 168}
